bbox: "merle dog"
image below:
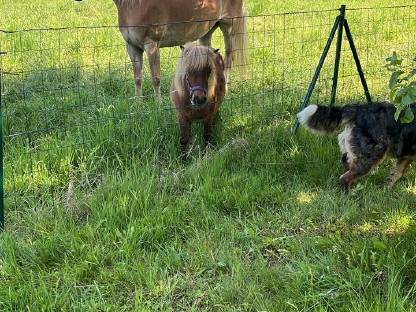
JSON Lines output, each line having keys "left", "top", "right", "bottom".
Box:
{"left": 297, "top": 102, "right": 416, "bottom": 192}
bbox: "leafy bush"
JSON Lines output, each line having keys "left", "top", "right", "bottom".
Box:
{"left": 385, "top": 52, "right": 416, "bottom": 123}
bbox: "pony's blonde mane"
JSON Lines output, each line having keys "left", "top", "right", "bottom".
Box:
{"left": 174, "top": 43, "right": 219, "bottom": 99}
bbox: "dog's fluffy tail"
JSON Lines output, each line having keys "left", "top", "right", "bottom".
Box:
{"left": 297, "top": 104, "right": 354, "bottom": 134}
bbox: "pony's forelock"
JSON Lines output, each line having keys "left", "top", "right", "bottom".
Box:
{"left": 174, "top": 43, "right": 219, "bottom": 99}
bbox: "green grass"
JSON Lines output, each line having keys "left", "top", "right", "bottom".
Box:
{"left": 1, "top": 0, "right": 416, "bottom": 311}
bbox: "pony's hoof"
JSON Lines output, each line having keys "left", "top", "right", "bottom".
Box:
{"left": 180, "top": 153, "right": 189, "bottom": 163}
{"left": 205, "top": 141, "right": 214, "bottom": 149}
{"left": 129, "top": 95, "right": 142, "bottom": 101}
{"left": 180, "top": 147, "right": 189, "bottom": 163}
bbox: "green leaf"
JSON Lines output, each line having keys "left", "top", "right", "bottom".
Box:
{"left": 393, "top": 88, "right": 407, "bottom": 105}
{"left": 394, "top": 107, "right": 403, "bottom": 121}
{"left": 410, "top": 86, "right": 416, "bottom": 97}
{"left": 390, "top": 89, "right": 397, "bottom": 101}
{"left": 403, "top": 69, "right": 416, "bottom": 81}
{"left": 401, "top": 108, "right": 414, "bottom": 123}
{"left": 389, "top": 70, "right": 404, "bottom": 89}
{"left": 401, "top": 94, "right": 414, "bottom": 106}
{"left": 397, "top": 88, "right": 408, "bottom": 96}
{"left": 386, "top": 51, "right": 403, "bottom": 66}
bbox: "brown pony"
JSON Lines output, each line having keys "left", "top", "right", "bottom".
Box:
{"left": 75, "top": 0, "right": 247, "bottom": 97}
{"left": 171, "top": 43, "right": 226, "bottom": 155}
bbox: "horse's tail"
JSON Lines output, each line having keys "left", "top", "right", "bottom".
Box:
{"left": 231, "top": 5, "right": 248, "bottom": 71}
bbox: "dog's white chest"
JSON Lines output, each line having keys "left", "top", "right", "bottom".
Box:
{"left": 338, "top": 126, "right": 356, "bottom": 161}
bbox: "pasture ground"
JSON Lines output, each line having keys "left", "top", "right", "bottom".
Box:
{"left": 1, "top": 0, "right": 416, "bottom": 311}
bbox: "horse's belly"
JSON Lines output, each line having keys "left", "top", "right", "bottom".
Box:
{"left": 117, "top": 0, "right": 220, "bottom": 48}
{"left": 153, "top": 21, "right": 218, "bottom": 47}
{"left": 120, "top": 20, "right": 217, "bottom": 49}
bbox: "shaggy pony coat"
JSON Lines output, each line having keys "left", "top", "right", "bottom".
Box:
{"left": 171, "top": 43, "right": 226, "bottom": 155}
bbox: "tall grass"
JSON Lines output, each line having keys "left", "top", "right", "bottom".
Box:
{"left": 1, "top": 0, "right": 416, "bottom": 310}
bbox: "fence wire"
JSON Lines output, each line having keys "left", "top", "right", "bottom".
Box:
{"left": 1, "top": 5, "right": 416, "bottom": 209}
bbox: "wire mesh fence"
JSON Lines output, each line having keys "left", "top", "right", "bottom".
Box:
{"left": 1, "top": 5, "right": 416, "bottom": 212}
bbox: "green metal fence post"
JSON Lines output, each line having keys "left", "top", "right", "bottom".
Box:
{"left": 291, "top": 13, "right": 341, "bottom": 132}
{"left": 329, "top": 4, "right": 346, "bottom": 107}
{"left": 344, "top": 19, "right": 372, "bottom": 103}
{"left": 293, "top": 4, "right": 373, "bottom": 134}
{"left": 0, "top": 66, "right": 4, "bottom": 231}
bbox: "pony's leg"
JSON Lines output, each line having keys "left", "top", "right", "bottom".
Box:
{"left": 126, "top": 43, "right": 144, "bottom": 97}
{"left": 144, "top": 42, "right": 161, "bottom": 98}
{"left": 203, "top": 115, "right": 214, "bottom": 146}
{"left": 219, "top": 23, "right": 233, "bottom": 88}
{"left": 179, "top": 115, "right": 191, "bottom": 156}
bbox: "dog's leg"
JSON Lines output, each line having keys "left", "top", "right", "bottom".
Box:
{"left": 339, "top": 127, "right": 388, "bottom": 193}
{"left": 341, "top": 153, "right": 349, "bottom": 171}
{"left": 339, "top": 162, "right": 370, "bottom": 193}
{"left": 340, "top": 152, "right": 386, "bottom": 193}
{"left": 385, "top": 158, "right": 412, "bottom": 188}
{"left": 338, "top": 127, "right": 353, "bottom": 171}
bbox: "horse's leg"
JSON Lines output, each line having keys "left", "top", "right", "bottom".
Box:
{"left": 179, "top": 115, "right": 191, "bottom": 157}
{"left": 219, "top": 23, "right": 233, "bottom": 88}
{"left": 126, "top": 43, "right": 144, "bottom": 97}
{"left": 144, "top": 41, "right": 161, "bottom": 98}
{"left": 199, "top": 23, "right": 218, "bottom": 47}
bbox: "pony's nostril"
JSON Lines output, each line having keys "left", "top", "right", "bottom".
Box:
{"left": 196, "top": 96, "right": 207, "bottom": 105}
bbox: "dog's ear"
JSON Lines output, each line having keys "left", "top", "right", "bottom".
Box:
{"left": 214, "top": 48, "right": 220, "bottom": 53}
{"left": 180, "top": 45, "right": 185, "bottom": 50}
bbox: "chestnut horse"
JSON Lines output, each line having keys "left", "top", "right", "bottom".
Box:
{"left": 75, "top": 0, "right": 247, "bottom": 97}
{"left": 171, "top": 43, "right": 226, "bottom": 155}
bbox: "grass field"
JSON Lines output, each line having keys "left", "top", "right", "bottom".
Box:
{"left": 1, "top": 0, "right": 416, "bottom": 311}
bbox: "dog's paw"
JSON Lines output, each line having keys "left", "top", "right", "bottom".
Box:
{"left": 384, "top": 177, "right": 395, "bottom": 189}
{"left": 339, "top": 177, "right": 350, "bottom": 194}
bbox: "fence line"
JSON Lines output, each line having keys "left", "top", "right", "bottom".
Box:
{"left": 1, "top": 5, "right": 416, "bottom": 211}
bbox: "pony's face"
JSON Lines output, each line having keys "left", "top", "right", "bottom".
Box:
{"left": 186, "top": 67, "right": 211, "bottom": 108}
{"left": 179, "top": 45, "right": 222, "bottom": 109}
